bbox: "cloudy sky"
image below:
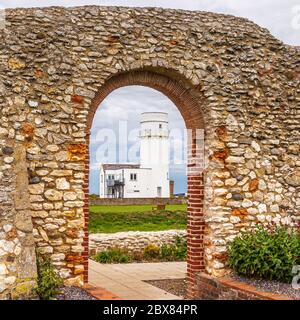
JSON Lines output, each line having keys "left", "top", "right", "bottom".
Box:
{"left": 89, "top": 87, "right": 187, "bottom": 195}
{"left": 2, "top": 1, "right": 299, "bottom": 194}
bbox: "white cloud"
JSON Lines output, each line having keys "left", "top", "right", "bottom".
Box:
{"left": 90, "top": 162, "right": 102, "bottom": 171}
{"left": 90, "top": 86, "right": 185, "bottom": 135}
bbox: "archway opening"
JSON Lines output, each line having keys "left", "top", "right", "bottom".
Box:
{"left": 84, "top": 70, "right": 205, "bottom": 299}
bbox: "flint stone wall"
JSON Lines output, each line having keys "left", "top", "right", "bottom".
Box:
{"left": 0, "top": 5, "right": 299, "bottom": 299}
{"left": 89, "top": 230, "right": 187, "bottom": 255}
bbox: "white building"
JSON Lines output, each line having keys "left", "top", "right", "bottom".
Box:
{"left": 99, "top": 112, "right": 171, "bottom": 198}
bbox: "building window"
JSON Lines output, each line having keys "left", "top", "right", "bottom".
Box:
{"left": 157, "top": 186, "right": 162, "bottom": 197}
{"left": 159, "top": 124, "right": 162, "bottom": 128}
{"left": 130, "top": 173, "right": 137, "bottom": 181}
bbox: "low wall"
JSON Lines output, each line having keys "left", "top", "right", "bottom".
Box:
{"left": 195, "top": 273, "right": 292, "bottom": 300}
{"left": 89, "top": 230, "right": 187, "bottom": 255}
{"left": 89, "top": 197, "right": 187, "bottom": 206}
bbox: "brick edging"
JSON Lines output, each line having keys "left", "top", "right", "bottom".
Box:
{"left": 196, "top": 272, "right": 293, "bottom": 300}
{"left": 218, "top": 276, "right": 292, "bottom": 300}
{"left": 83, "top": 284, "right": 122, "bottom": 300}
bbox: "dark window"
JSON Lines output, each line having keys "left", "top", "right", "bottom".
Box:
{"left": 159, "top": 124, "right": 162, "bottom": 129}
{"left": 130, "top": 173, "right": 137, "bottom": 181}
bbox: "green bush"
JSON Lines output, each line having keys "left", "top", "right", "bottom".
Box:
{"left": 174, "top": 236, "right": 187, "bottom": 260}
{"left": 160, "top": 243, "right": 174, "bottom": 260}
{"left": 143, "top": 244, "right": 160, "bottom": 259}
{"left": 161, "top": 237, "right": 187, "bottom": 261}
{"left": 36, "top": 254, "right": 63, "bottom": 300}
{"left": 228, "top": 227, "right": 300, "bottom": 283}
{"left": 93, "top": 247, "right": 131, "bottom": 263}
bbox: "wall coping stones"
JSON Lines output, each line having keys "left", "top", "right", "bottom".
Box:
{"left": 89, "top": 230, "right": 187, "bottom": 255}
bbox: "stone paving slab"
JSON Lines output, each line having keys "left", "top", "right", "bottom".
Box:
{"left": 88, "top": 260, "right": 187, "bottom": 300}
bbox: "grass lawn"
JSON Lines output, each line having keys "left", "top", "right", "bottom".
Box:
{"left": 89, "top": 204, "right": 187, "bottom": 233}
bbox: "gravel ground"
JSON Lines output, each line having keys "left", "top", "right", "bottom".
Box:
{"left": 232, "top": 274, "right": 300, "bottom": 300}
{"left": 145, "top": 276, "right": 300, "bottom": 300}
{"left": 56, "top": 286, "right": 97, "bottom": 300}
{"left": 145, "top": 278, "right": 187, "bottom": 299}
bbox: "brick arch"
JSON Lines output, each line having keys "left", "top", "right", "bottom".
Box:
{"left": 83, "top": 69, "right": 206, "bottom": 298}
{"left": 86, "top": 69, "right": 205, "bottom": 132}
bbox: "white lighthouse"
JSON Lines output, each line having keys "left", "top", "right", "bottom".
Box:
{"left": 139, "top": 112, "right": 170, "bottom": 198}
{"left": 99, "top": 112, "right": 171, "bottom": 198}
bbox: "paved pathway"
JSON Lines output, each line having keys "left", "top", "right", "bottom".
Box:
{"left": 89, "top": 259, "right": 187, "bottom": 300}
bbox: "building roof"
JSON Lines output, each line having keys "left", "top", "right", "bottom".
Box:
{"left": 102, "top": 164, "right": 140, "bottom": 170}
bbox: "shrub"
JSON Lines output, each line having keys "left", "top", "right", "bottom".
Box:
{"left": 161, "top": 237, "right": 187, "bottom": 261}
{"left": 174, "top": 236, "right": 187, "bottom": 260}
{"left": 93, "top": 247, "right": 131, "bottom": 263}
{"left": 132, "top": 251, "right": 143, "bottom": 261}
{"left": 36, "top": 254, "right": 63, "bottom": 300}
{"left": 143, "top": 244, "right": 160, "bottom": 259}
{"left": 228, "top": 227, "right": 300, "bottom": 283}
{"left": 160, "top": 243, "right": 174, "bottom": 260}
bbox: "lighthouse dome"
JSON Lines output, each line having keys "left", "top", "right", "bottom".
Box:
{"left": 140, "top": 112, "right": 168, "bottom": 123}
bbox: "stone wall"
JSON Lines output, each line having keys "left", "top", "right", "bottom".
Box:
{"left": 0, "top": 5, "right": 299, "bottom": 299}
{"left": 0, "top": 143, "right": 37, "bottom": 299}
{"left": 89, "top": 230, "right": 187, "bottom": 255}
{"left": 89, "top": 197, "right": 187, "bottom": 206}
